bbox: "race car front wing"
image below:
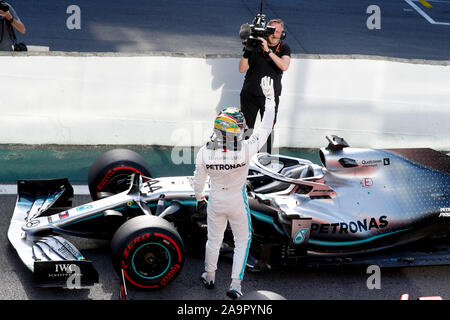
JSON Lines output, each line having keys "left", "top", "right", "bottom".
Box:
{"left": 8, "top": 178, "right": 98, "bottom": 287}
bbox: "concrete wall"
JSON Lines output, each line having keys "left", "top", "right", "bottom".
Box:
{"left": 1, "top": 52, "right": 449, "bottom": 150}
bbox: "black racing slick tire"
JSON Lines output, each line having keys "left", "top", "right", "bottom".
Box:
{"left": 111, "top": 215, "right": 185, "bottom": 290}
{"left": 88, "top": 149, "right": 152, "bottom": 200}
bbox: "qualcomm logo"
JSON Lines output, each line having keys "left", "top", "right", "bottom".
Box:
{"left": 293, "top": 228, "right": 309, "bottom": 244}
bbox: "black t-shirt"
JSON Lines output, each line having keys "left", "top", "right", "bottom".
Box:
{"left": 241, "top": 41, "right": 291, "bottom": 97}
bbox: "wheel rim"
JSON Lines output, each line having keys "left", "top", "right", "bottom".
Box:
{"left": 103, "top": 173, "right": 131, "bottom": 194}
{"left": 97, "top": 166, "right": 148, "bottom": 196}
{"left": 131, "top": 242, "right": 171, "bottom": 280}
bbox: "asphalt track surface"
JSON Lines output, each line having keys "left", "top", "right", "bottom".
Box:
{"left": 11, "top": 0, "right": 450, "bottom": 60}
{"left": 1, "top": 193, "right": 450, "bottom": 301}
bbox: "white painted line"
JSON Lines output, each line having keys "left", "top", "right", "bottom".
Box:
{"left": 405, "top": 0, "right": 437, "bottom": 24}
{"left": 405, "top": 0, "right": 450, "bottom": 25}
{"left": 0, "top": 185, "right": 17, "bottom": 195}
{"left": 73, "top": 185, "right": 90, "bottom": 195}
{"left": 26, "top": 45, "right": 50, "bottom": 52}
{"left": 0, "top": 184, "right": 90, "bottom": 195}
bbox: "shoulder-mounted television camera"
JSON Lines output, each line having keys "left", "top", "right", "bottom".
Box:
{"left": 239, "top": 0, "right": 286, "bottom": 53}
{"left": 239, "top": 12, "right": 275, "bottom": 52}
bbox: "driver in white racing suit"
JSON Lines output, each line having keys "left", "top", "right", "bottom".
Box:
{"left": 193, "top": 76, "right": 275, "bottom": 299}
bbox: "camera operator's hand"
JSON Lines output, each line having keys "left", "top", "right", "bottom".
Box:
{"left": 258, "top": 37, "right": 270, "bottom": 53}
{"left": 0, "top": 2, "right": 25, "bottom": 34}
{"left": 0, "top": 10, "right": 12, "bottom": 20}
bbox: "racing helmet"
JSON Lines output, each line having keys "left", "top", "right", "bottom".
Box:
{"left": 213, "top": 107, "right": 247, "bottom": 141}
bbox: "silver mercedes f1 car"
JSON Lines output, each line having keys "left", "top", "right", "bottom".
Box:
{"left": 7, "top": 136, "right": 450, "bottom": 290}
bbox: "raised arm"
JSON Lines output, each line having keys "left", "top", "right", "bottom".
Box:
{"left": 245, "top": 76, "right": 276, "bottom": 156}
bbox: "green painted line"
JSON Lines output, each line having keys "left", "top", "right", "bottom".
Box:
{"left": 0, "top": 146, "right": 320, "bottom": 183}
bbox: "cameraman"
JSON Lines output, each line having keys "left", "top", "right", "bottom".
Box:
{"left": 239, "top": 19, "right": 290, "bottom": 154}
{"left": 0, "top": 1, "right": 26, "bottom": 51}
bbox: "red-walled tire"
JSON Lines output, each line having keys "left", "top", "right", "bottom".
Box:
{"left": 88, "top": 149, "right": 152, "bottom": 200}
{"left": 111, "top": 215, "right": 185, "bottom": 290}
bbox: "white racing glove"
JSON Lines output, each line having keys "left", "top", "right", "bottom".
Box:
{"left": 260, "top": 76, "right": 275, "bottom": 107}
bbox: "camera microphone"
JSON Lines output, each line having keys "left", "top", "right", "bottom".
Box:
{"left": 239, "top": 23, "right": 252, "bottom": 40}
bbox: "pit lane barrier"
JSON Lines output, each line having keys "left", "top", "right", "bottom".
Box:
{"left": 1, "top": 51, "right": 449, "bottom": 150}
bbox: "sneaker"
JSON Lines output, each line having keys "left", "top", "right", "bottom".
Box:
{"left": 200, "top": 272, "right": 215, "bottom": 289}
{"left": 226, "top": 288, "right": 243, "bottom": 300}
{"left": 226, "top": 279, "right": 242, "bottom": 299}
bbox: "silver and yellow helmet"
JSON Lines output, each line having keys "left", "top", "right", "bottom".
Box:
{"left": 213, "top": 107, "right": 247, "bottom": 141}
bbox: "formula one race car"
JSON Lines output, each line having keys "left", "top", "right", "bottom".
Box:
{"left": 7, "top": 136, "right": 450, "bottom": 291}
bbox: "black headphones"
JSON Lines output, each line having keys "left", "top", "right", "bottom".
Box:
{"left": 280, "top": 20, "right": 287, "bottom": 40}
